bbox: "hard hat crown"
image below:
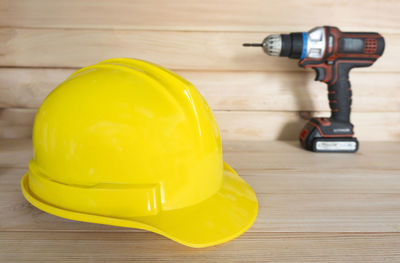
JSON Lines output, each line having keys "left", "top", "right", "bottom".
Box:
{"left": 30, "top": 58, "right": 223, "bottom": 217}
{"left": 22, "top": 58, "right": 258, "bottom": 248}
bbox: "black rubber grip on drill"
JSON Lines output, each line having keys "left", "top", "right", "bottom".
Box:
{"left": 328, "top": 63, "right": 353, "bottom": 122}
{"left": 280, "top": 33, "right": 303, "bottom": 58}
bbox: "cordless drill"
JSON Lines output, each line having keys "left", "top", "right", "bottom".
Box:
{"left": 244, "top": 26, "right": 385, "bottom": 152}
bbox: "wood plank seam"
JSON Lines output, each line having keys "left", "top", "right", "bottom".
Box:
{"left": 0, "top": 28, "right": 397, "bottom": 71}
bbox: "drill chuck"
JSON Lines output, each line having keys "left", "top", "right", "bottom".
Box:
{"left": 244, "top": 32, "right": 307, "bottom": 59}
{"left": 262, "top": 34, "right": 282, "bottom": 56}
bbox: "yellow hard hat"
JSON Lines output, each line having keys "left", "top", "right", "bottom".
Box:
{"left": 21, "top": 58, "right": 258, "bottom": 248}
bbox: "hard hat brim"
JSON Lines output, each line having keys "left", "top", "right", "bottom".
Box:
{"left": 21, "top": 162, "right": 258, "bottom": 248}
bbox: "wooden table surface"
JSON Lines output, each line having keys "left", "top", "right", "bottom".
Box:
{"left": 1, "top": 139, "right": 400, "bottom": 262}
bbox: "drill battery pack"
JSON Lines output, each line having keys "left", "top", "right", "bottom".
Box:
{"left": 300, "top": 117, "right": 359, "bottom": 153}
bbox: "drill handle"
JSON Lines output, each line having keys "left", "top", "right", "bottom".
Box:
{"left": 327, "top": 63, "right": 353, "bottom": 123}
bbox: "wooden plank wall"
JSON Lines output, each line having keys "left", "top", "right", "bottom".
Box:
{"left": 1, "top": 0, "right": 399, "bottom": 141}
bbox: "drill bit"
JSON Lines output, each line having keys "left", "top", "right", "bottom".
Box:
{"left": 243, "top": 43, "right": 263, "bottom": 47}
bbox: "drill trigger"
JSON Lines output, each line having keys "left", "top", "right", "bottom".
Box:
{"left": 313, "top": 67, "right": 325, "bottom": 81}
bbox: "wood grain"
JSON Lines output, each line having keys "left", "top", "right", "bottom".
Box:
{"left": 0, "top": 109, "right": 36, "bottom": 139}
{"left": 223, "top": 141, "right": 400, "bottom": 172}
{"left": 1, "top": 68, "right": 400, "bottom": 112}
{"left": 1, "top": 232, "right": 400, "bottom": 262}
{"left": 215, "top": 111, "right": 400, "bottom": 141}
{"left": 0, "top": 28, "right": 396, "bottom": 71}
{"left": 1, "top": 0, "right": 399, "bottom": 33}
{"left": 1, "top": 108, "right": 400, "bottom": 141}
